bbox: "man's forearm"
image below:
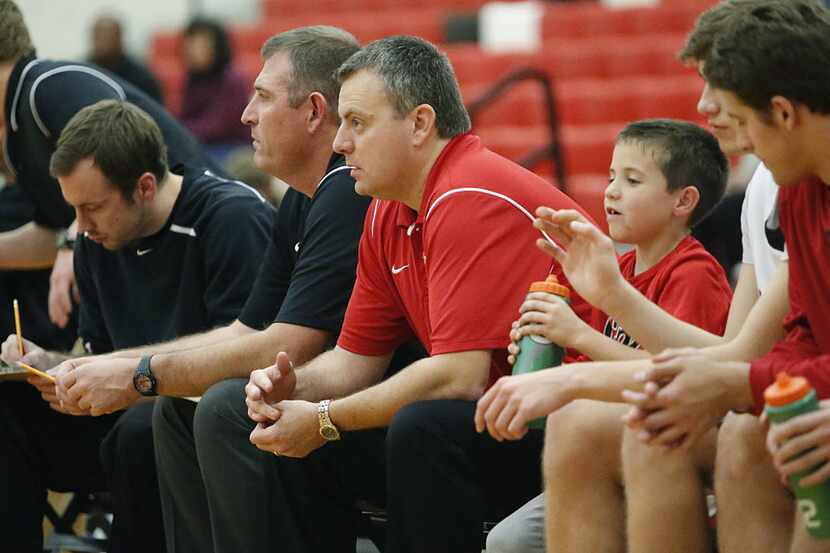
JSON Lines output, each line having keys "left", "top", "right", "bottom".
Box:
{"left": 601, "top": 280, "right": 723, "bottom": 352}
{"left": 328, "top": 351, "right": 491, "bottom": 431}
{"left": 0, "top": 222, "right": 58, "bottom": 269}
{"left": 114, "top": 320, "right": 250, "bottom": 358}
{"left": 154, "top": 322, "right": 330, "bottom": 396}
{"left": 291, "top": 347, "right": 391, "bottom": 403}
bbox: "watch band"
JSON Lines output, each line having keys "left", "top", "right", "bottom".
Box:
{"left": 318, "top": 399, "right": 341, "bottom": 441}
{"left": 133, "top": 355, "right": 158, "bottom": 396}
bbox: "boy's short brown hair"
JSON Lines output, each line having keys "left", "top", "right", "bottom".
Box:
{"left": 616, "top": 119, "right": 728, "bottom": 228}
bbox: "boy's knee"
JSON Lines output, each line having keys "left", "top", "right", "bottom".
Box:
{"left": 716, "top": 413, "right": 767, "bottom": 480}
{"left": 544, "top": 401, "right": 619, "bottom": 479}
{"left": 621, "top": 427, "right": 698, "bottom": 485}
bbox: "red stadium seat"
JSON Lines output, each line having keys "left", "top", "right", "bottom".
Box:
{"left": 146, "top": 0, "right": 715, "bottom": 189}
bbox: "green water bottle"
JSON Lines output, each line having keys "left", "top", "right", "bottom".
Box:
{"left": 764, "top": 372, "right": 830, "bottom": 539}
{"left": 512, "top": 274, "right": 570, "bottom": 429}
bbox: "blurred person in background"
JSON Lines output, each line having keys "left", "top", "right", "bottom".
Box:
{"left": 180, "top": 17, "right": 249, "bottom": 164}
{"left": 87, "top": 14, "right": 164, "bottom": 104}
{"left": 224, "top": 146, "right": 288, "bottom": 207}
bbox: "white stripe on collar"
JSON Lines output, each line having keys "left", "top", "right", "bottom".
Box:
{"left": 317, "top": 164, "right": 352, "bottom": 189}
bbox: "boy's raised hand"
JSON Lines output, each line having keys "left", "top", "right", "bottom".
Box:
{"left": 533, "top": 207, "right": 624, "bottom": 312}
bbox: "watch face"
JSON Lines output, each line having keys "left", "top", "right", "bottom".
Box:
{"left": 320, "top": 425, "right": 340, "bottom": 441}
{"left": 136, "top": 374, "right": 154, "bottom": 393}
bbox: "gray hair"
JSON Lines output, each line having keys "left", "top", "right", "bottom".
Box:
{"left": 261, "top": 26, "right": 360, "bottom": 121}
{"left": 336, "top": 35, "right": 471, "bottom": 138}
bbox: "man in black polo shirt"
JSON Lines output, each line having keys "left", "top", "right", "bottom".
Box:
{"left": 0, "top": 100, "right": 273, "bottom": 553}
{"left": 18, "top": 27, "right": 423, "bottom": 553}
{"left": 0, "top": 0, "right": 219, "bottom": 329}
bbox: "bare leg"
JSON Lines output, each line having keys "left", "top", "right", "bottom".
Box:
{"left": 623, "top": 425, "right": 716, "bottom": 553}
{"left": 715, "top": 413, "right": 792, "bottom": 553}
{"left": 544, "top": 400, "right": 627, "bottom": 553}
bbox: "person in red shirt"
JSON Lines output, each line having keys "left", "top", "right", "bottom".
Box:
{"left": 240, "top": 35, "right": 592, "bottom": 552}
{"left": 512, "top": 120, "right": 733, "bottom": 366}
{"left": 613, "top": 2, "right": 830, "bottom": 552}
{"left": 478, "top": 119, "right": 732, "bottom": 553}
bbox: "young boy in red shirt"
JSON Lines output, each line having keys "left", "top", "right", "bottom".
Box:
{"left": 510, "top": 119, "right": 733, "bottom": 364}
{"left": 480, "top": 118, "right": 733, "bottom": 552}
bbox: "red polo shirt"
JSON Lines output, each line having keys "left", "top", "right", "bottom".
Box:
{"left": 588, "top": 236, "right": 732, "bottom": 351}
{"left": 749, "top": 175, "right": 830, "bottom": 412}
{"left": 337, "top": 133, "right": 592, "bottom": 386}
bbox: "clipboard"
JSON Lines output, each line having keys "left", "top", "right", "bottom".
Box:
{"left": 0, "top": 361, "right": 29, "bottom": 381}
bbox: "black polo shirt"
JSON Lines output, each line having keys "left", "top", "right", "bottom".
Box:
{"left": 75, "top": 169, "right": 274, "bottom": 353}
{"left": 239, "top": 154, "right": 427, "bottom": 369}
{"left": 240, "top": 154, "right": 367, "bottom": 335}
{"left": 2, "top": 55, "right": 222, "bottom": 230}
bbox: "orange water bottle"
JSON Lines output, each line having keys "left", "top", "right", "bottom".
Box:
{"left": 764, "top": 372, "right": 830, "bottom": 539}
{"left": 513, "top": 275, "right": 571, "bottom": 429}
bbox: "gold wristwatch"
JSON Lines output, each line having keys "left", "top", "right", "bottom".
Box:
{"left": 318, "top": 399, "right": 341, "bottom": 441}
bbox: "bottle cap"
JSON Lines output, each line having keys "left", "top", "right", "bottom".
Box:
{"left": 528, "top": 275, "right": 570, "bottom": 298}
{"left": 764, "top": 372, "right": 812, "bottom": 407}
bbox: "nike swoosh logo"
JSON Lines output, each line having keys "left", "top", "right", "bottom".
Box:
{"left": 294, "top": 242, "right": 301, "bottom": 252}
{"left": 136, "top": 248, "right": 153, "bottom": 256}
{"left": 391, "top": 265, "right": 409, "bottom": 275}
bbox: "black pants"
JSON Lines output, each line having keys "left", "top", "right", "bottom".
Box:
{"left": 0, "top": 382, "right": 165, "bottom": 553}
{"left": 154, "top": 378, "right": 544, "bottom": 553}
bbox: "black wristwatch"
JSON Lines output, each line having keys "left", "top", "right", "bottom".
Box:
{"left": 133, "top": 355, "right": 158, "bottom": 396}
{"left": 55, "top": 229, "right": 76, "bottom": 251}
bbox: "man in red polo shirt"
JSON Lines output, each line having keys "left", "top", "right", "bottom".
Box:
{"left": 241, "top": 35, "right": 591, "bottom": 553}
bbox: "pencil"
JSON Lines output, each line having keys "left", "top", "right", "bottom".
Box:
{"left": 16, "top": 362, "right": 56, "bottom": 383}
{"left": 13, "top": 299, "right": 23, "bottom": 356}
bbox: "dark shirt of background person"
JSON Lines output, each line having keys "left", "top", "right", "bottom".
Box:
{"left": 0, "top": 184, "right": 77, "bottom": 351}
{"left": 179, "top": 17, "right": 250, "bottom": 163}
{"left": 87, "top": 15, "right": 164, "bottom": 104}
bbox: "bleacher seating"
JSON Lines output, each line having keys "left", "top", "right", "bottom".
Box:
{"left": 150, "top": 0, "right": 719, "bottom": 227}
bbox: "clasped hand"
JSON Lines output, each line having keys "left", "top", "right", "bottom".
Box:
{"left": 621, "top": 348, "right": 733, "bottom": 451}
{"left": 245, "top": 352, "right": 324, "bottom": 457}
